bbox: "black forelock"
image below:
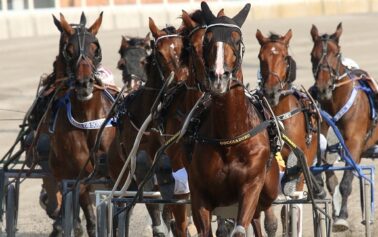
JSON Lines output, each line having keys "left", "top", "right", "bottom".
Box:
{"left": 190, "top": 10, "right": 206, "bottom": 25}
{"left": 162, "top": 26, "right": 177, "bottom": 35}
{"left": 268, "top": 33, "right": 281, "bottom": 42}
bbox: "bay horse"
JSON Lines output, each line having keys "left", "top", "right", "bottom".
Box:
{"left": 256, "top": 29, "right": 319, "bottom": 235}
{"left": 181, "top": 2, "right": 279, "bottom": 236}
{"left": 43, "top": 12, "right": 116, "bottom": 237}
{"left": 107, "top": 18, "right": 188, "bottom": 236}
{"left": 117, "top": 34, "right": 151, "bottom": 89}
{"left": 310, "top": 23, "right": 378, "bottom": 231}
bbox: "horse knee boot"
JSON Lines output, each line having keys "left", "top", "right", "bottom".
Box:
{"left": 134, "top": 150, "right": 155, "bottom": 190}
{"left": 281, "top": 151, "right": 301, "bottom": 196}
{"left": 155, "top": 154, "right": 175, "bottom": 200}
{"left": 97, "top": 153, "right": 108, "bottom": 177}
{"left": 36, "top": 133, "right": 50, "bottom": 159}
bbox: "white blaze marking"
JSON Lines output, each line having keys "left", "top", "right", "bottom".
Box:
{"left": 170, "top": 43, "right": 175, "bottom": 49}
{"left": 215, "top": 42, "right": 224, "bottom": 76}
{"left": 271, "top": 47, "right": 279, "bottom": 55}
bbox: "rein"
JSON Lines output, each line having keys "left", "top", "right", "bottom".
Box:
{"left": 312, "top": 36, "right": 343, "bottom": 91}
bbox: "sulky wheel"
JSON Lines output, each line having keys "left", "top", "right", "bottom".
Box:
{"left": 6, "top": 183, "right": 17, "bottom": 237}
{"left": 62, "top": 191, "right": 73, "bottom": 237}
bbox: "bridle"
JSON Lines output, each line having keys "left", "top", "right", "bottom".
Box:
{"left": 186, "top": 24, "right": 207, "bottom": 91}
{"left": 202, "top": 23, "right": 245, "bottom": 88}
{"left": 62, "top": 24, "right": 102, "bottom": 85}
{"left": 312, "top": 35, "right": 343, "bottom": 90}
{"left": 259, "top": 40, "right": 294, "bottom": 91}
{"left": 119, "top": 45, "right": 149, "bottom": 83}
{"left": 152, "top": 32, "right": 184, "bottom": 83}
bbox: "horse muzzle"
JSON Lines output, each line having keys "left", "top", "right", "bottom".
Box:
{"left": 75, "top": 78, "right": 94, "bottom": 101}
{"left": 316, "top": 84, "right": 333, "bottom": 101}
{"left": 263, "top": 84, "right": 281, "bottom": 106}
{"left": 207, "top": 71, "right": 232, "bottom": 95}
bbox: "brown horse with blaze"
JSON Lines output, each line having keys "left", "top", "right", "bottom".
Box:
{"left": 256, "top": 29, "right": 319, "bottom": 236}
{"left": 180, "top": 2, "right": 280, "bottom": 237}
{"left": 41, "top": 12, "right": 116, "bottom": 237}
{"left": 310, "top": 23, "right": 378, "bottom": 232}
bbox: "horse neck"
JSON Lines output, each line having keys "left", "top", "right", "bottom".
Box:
{"left": 321, "top": 65, "right": 354, "bottom": 116}
{"left": 144, "top": 55, "right": 164, "bottom": 90}
{"left": 208, "top": 87, "right": 257, "bottom": 138}
{"left": 54, "top": 55, "right": 68, "bottom": 79}
{"left": 129, "top": 56, "right": 163, "bottom": 121}
{"left": 273, "top": 93, "right": 298, "bottom": 115}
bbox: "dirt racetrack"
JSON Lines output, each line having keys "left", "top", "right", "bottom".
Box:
{"left": 1, "top": 10, "right": 378, "bottom": 237}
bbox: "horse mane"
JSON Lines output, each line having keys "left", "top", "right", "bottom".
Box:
{"left": 127, "top": 37, "right": 146, "bottom": 46}
{"left": 287, "top": 56, "right": 297, "bottom": 83}
{"left": 178, "top": 10, "right": 205, "bottom": 35}
{"left": 162, "top": 25, "right": 177, "bottom": 34}
{"left": 190, "top": 10, "right": 206, "bottom": 25}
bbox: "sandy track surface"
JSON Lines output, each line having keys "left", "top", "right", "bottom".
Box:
{"left": 0, "top": 11, "right": 378, "bottom": 236}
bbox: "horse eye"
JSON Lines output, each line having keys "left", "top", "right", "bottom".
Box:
{"left": 64, "top": 45, "right": 74, "bottom": 61}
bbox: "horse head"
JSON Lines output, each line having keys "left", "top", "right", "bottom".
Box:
{"left": 53, "top": 12, "right": 103, "bottom": 101}
{"left": 256, "top": 29, "right": 295, "bottom": 106}
{"left": 310, "top": 23, "right": 343, "bottom": 100}
{"left": 117, "top": 34, "right": 151, "bottom": 88}
{"left": 180, "top": 9, "right": 207, "bottom": 87}
{"left": 199, "top": 1, "right": 250, "bottom": 95}
{"left": 148, "top": 18, "right": 188, "bottom": 83}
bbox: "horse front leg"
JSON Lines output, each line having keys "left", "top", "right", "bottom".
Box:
{"left": 263, "top": 207, "right": 277, "bottom": 237}
{"left": 190, "top": 189, "right": 212, "bottom": 237}
{"left": 233, "top": 181, "right": 263, "bottom": 237}
{"left": 134, "top": 150, "right": 169, "bottom": 236}
{"left": 79, "top": 185, "right": 95, "bottom": 237}
{"left": 333, "top": 137, "right": 363, "bottom": 232}
{"left": 170, "top": 193, "right": 189, "bottom": 237}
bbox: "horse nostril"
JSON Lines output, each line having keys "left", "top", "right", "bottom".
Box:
{"left": 140, "top": 57, "right": 147, "bottom": 66}
{"left": 117, "top": 60, "right": 125, "bottom": 70}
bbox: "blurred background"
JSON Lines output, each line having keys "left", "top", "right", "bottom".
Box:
{"left": 1, "top": 0, "right": 378, "bottom": 236}
{"left": 1, "top": 0, "right": 378, "bottom": 39}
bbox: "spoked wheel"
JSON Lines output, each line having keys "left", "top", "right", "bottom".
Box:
{"left": 6, "top": 183, "right": 17, "bottom": 237}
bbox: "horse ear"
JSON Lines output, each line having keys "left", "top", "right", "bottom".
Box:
{"left": 310, "top": 24, "right": 319, "bottom": 42}
{"left": 121, "top": 36, "right": 129, "bottom": 47}
{"left": 232, "top": 3, "right": 251, "bottom": 27}
{"left": 182, "top": 10, "right": 197, "bottom": 30}
{"left": 144, "top": 32, "right": 152, "bottom": 49}
{"left": 88, "top": 11, "right": 103, "bottom": 35}
{"left": 282, "top": 29, "right": 293, "bottom": 45}
{"left": 80, "top": 12, "right": 87, "bottom": 26}
{"left": 256, "top": 29, "right": 267, "bottom": 46}
{"left": 217, "top": 8, "right": 225, "bottom": 17}
{"left": 200, "top": 1, "right": 216, "bottom": 24}
{"left": 149, "top": 17, "right": 164, "bottom": 38}
{"left": 52, "top": 14, "right": 63, "bottom": 32}
{"left": 59, "top": 13, "right": 74, "bottom": 35}
{"left": 332, "top": 22, "right": 343, "bottom": 43}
